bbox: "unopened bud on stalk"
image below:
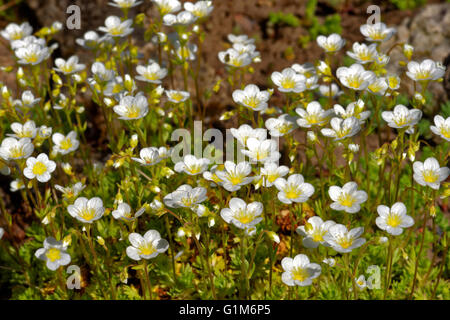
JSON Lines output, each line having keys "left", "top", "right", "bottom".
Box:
{"left": 267, "top": 231, "right": 280, "bottom": 243}
{"left": 103, "top": 97, "right": 115, "bottom": 107}
{"left": 2, "top": 86, "right": 10, "bottom": 99}
{"left": 430, "top": 205, "right": 436, "bottom": 218}
{"left": 403, "top": 44, "right": 414, "bottom": 60}
{"left": 130, "top": 134, "right": 138, "bottom": 148}
{"left": 349, "top": 143, "right": 360, "bottom": 153}
{"left": 307, "top": 131, "right": 317, "bottom": 143}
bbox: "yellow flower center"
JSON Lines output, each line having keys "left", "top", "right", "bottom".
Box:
{"left": 181, "top": 197, "right": 195, "bottom": 207}
{"left": 46, "top": 248, "right": 61, "bottom": 262}
{"left": 281, "top": 78, "right": 295, "bottom": 89}
{"left": 145, "top": 72, "right": 159, "bottom": 81}
{"left": 170, "top": 93, "right": 185, "bottom": 102}
{"left": 109, "top": 26, "right": 124, "bottom": 36}
{"left": 235, "top": 210, "right": 255, "bottom": 225}
{"left": 9, "top": 146, "right": 24, "bottom": 158}
{"left": 346, "top": 75, "right": 362, "bottom": 89}
{"left": 285, "top": 186, "right": 300, "bottom": 199}
{"left": 441, "top": 127, "right": 450, "bottom": 139}
{"left": 423, "top": 170, "right": 438, "bottom": 183}
{"left": 386, "top": 213, "right": 402, "bottom": 227}
{"left": 338, "top": 193, "right": 356, "bottom": 207}
{"left": 388, "top": 77, "right": 398, "bottom": 89}
{"left": 243, "top": 96, "right": 260, "bottom": 109}
{"left": 32, "top": 161, "right": 47, "bottom": 175}
{"left": 80, "top": 208, "right": 97, "bottom": 221}
{"left": 228, "top": 174, "right": 243, "bottom": 185}
{"left": 393, "top": 116, "right": 409, "bottom": 127}
{"left": 187, "top": 164, "right": 201, "bottom": 174}
{"left": 358, "top": 51, "right": 374, "bottom": 61}
{"left": 139, "top": 243, "right": 156, "bottom": 256}
{"left": 312, "top": 231, "right": 325, "bottom": 242}
{"left": 337, "top": 236, "right": 353, "bottom": 249}
{"left": 306, "top": 114, "right": 321, "bottom": 124}
{"left": 26, "top": 53, "right": 39, "bottom": 63}
{"left": 125, "top": 106, "right": 141, "bottom": 119}
{"left": 292, "top": 267, "right": 309, "bottom": 282}
{"left": 60, "top": 138, "right": 73, "bottom": 150}
{"left": 414, "top": 70, "right": 431, "bottom": 80}
{"left": 267, "top": 173, "right": 278, "bottom": 183}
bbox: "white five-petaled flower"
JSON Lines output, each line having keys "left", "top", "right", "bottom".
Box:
{"left": 271, "top": 67, "right": 306, "bottom": 93}
{"left": 54, "top": 55, "right": 86, "bottom": 75}
{"left": 346, "top": 42, "right": 378, "bottom": 64}
{"left": 321, "top": 117, "right": 361, "bottom": 140}
{"left": 355, "top": 275, "right": 368, "bottom": 290}
{"left": 1, "top": 22, "right": 33, "bottom": 41}
{"left": 136, "top": 62, "right": 167, "bottom": 84}
{"left": 35, "top": 237, "right": 71, "bottom": 271}
{"left": 376, "top": 202, "right": 414, "bottom": 236}
{"left": 163, "top": 184, "right": 207, "bottom": 212}
{"left": 274, "top": 174, "right": 315, "bottom": 204}
{"left": 112, "top": 202, "right": 145, "bottom": 221}
{"left": 381, "top": 104, "right": 422, "bottom": 134}
{"left": 132, "top": 147, "right": 162, "bottom": 166}
{"left": 52, "top": 131, "right": 80, "bottom": 155}
{"left": 23, "top": 153, "right": 56, "bottom": 183}
{"left": 319, "top": 83, "right": 342, "bottom": 98}
{"left": 55, "top": 182, "right": 86, "bottom": 201}
{"left": 173, "top": 41, "right": 198, "bottom": 61}
{"left": 0, "top": 137, "right": 34, "bottom": 160}
{"left": 329, "top": 181, "right": 367, "bottom": 213}
{"left": 227, "top": 34, "right": 255, "bottom": 45}
{"left": 14, "top": 43, "right": 50, "bottom": 65}
{"left": 14, "top": 90, "right": 41, "bottom": 108}
{"left": 220, "top": 197, "right": 263, "bottom": 232}
{"left": 152, "top": 0, "right": 182, "bottom": 15}
{"left": 218, "top": 48, "right": 252, "bottom": 68}
{"left": 114, "top": 93, "right": 149, "bottom": 120}
{"left": 296, "top": 101, "right": 334, "bottom": 128}
{"left": 165, "top": 90, "right": 190, "bottom": 103}
{"left": 323, "top": 224, "right": 366, "bottom": 253}
{"left": 260, "top": 162, "right": 289, "bottom": 187}
{"left": 430, "top": 115, "right": 450, "bottom": 141}
{"left": 406, "top": 59, "right": 445, "bottom": 81}
{"left": 333, "top": 99, "right": 370, "bottom": 124}
{"left": 163, "top": 11, "right": 198, "bottom": 26}
{"left": 336, "top": 63, "right": 375, "bottom": 91}
{"left": 126, "top": 230, "right": 169, "bottom": 261}
{"left": 265, "top": 114, "right": 297, "bottom": 137}
{"left": 76, "top": 31, "right": 105, "bottom": 49}
{"left": 7, "top": 120, "right": 37, "bottom": 139}
{"left": 281, "top": 254, "right": 321, "bottom": 287}
{"left": 99, "top": 16, "right": 133, "bottom": 37}
{"left": 184, "top": 1, "right": 213, "bottom": 19}
{"left": 242, "top": 138, "right": 281, "bottom": 163}
{"left": 297, "top": 216, "right": 336, "bottom": 248}
{"left": 68, "top": 197, "right": 105, "bottom": 223}
{"left": 232, "top": 84, "right": 270, "bottom": 112}
{"left": 316, "top": 33, "right": 345, "bottom": 53}
{"left": 367, "top": 77, "right": 389, "bottom": 96}
{"left": 360, "top": 22, "right": 396, "bottom": 42}
{"left": 215, "top": 161, "right": 253, "bottom": 192}
{"left": 230, "top": 124, "right": 266, "bottom": 146}
{"left": 174, "top": 155, "right": 210, "bottom": 175}
{"left": 413, "top": 157, "right": 449, "bottom": 190}
{"left": 109, "top": 0, "right": 142, "bottom": 9}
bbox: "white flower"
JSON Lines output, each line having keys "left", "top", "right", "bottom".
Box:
{"left": 271, "top": 67, "right": 306, "bottom": 93}
{"left": 7, "top": 120, "right": 37, "bottom": 139}
{"left": 173, "top": 41, "right": 198, "bottom": 61}
{"left": 281, "top": 254, "right": 321, "bottom": 286}
{"left": 1, "top": 22, "right": 33, "bottom": 41}
{"left": 132, "top": 147, "right": 162, "bottom": 166}
{"left": 430, "top": 115, "right": 450, "bottom": 141}
{"left": 10, "top": 179, "right": 26, "bottom": 192}
{"left": 0, "top": 137, "right": 34, "bottom": 160}
{"left": 14, "top": 43, "right": 50, "bottom": 65}
{"left": 136, "top": 62, "right": 167, "bottom": 84}
{"left": 0, "top": 227, "right": 4, "bottom": 239}
{"left": 52, "top": 131, "right": 79, "bottom": 155}
{"left": 242, "top": 138, "right": 281, "bottom": 163}
{"left": 163, "top": 185, "right": 207, "bottom": 216}
{"left": 166, "top": 90, "right": 190, "bottom": 103}
{"left": 35, "top": 237, "right": 71, "bottom": 271}
{"left": 54, "top": 55, "right": 85, "bottom": 75}
{"left": 291, "top": 62, "right": 316, "bottom": 77}
{"left": 321, "top": 117, "right": 361, "bottom": 140}
{"left": 336, "top": 63, "right": 375, "bottom": 90}
{"left": 376, "top": 202, "right": 414, "bottom": 236}
{"left": 227, "top": 34, "right": 254, "bottom": 45}
{"left": 304, "top": 75, "right": 319, "bottom": 90}
{"left": 114, "top": 93, "right": 148, "bottom": 120}
{"left": 381, "top": 104, "right": 422, "bottom": 134}
{"left": 323, "top": 224, "right": 366, "bottom": 253}
{"left": 274, "top": 174, "right": 315, "bottom": 204}
{"left": 367, "top": 77, "right": 388, "bottom": 96}
{"left": 126, "top": 230, "right": 169, "bottom": 260}
{"left": 202, "top": 165, "right": 223, "bottom": 186}
{"left": 215, "top": 161, "right": 253, "bottom": 192}
{"left": 174, "top": 155, "right": 210, "bottom": 175}
{"left": 91, "top": 62, "right": 115, "bottom": 83}
{"left": 333, "top": 99, "right": 370, "bottom": 124}
{"left": 149, "top": 199, "right": 164, "bottom": 213}
{"left": 10, "top": 35, "right": 45, "bottom": 50}
{"left": 260, "top": 162, "right": 289, "bottom": 187}
{"left": 68, "top": 197, "right": 105, "bottom": 223}
{"left": 230, "top": 124, "right": 267, "bottom": 146}
{"left": 265, "top": 114, "right": 297, "bottom": 137}
{"left": 109, "top": 0, "right": 142, "bottom": 9}
{"left": 163, "top": 11, "right": 197, "bottom": 26}
{"left": 329, "top": 181, "right": 367, "bottom": 213}
{"left": 319, "top": 83, "right": 342, "bottom": 98}
{"left": 112, "top": 203, "right": 145, "bottom": 221}
{"left": 316, "top": 33, "right": 345, "bottom": 53}
{"left": 184, "top": 1, "right": 213, "bottom": 19}
{"left": 15, "top": 90, "right": 41, "bottom": 108}
{"left": 23, "top": 153, "right": 56, "bottom": 183}
{"left": 220, "top": 197, "right": 263, "bottom": 231}
{"left": 232, "top": 84, "right": 270, "bottom": 112}
{"left": 76, "top": 31, "right": 103, "bottom": 49}
{"left": 38, "top": 126, "right": 52, "bottom": 139}
{"left": 346, "top": 43, "right": 378, "bottom": 64}
{"left": 55, "top": 182, "right": 86, "bottom": 200}
{"left": 297, "top": 216, "right": 336, "bottom": 248}
{"left": 322, "top": 258, "right": 335, "bottom": 267}
{"left": 355, "top": 275, "right": 367, "bottom": 290}
{"left": 413, "top": 157, "right": 449, "bottom": 190}
{"left": 218, "top": 48, "right": 252, "bottom": 68}
{"left": 152, "top": 0, "right": 181, "bottom": 15}
{"left": 360, "top": 22, "right": 396, "bottom": 42}
{"left": 296, "top": 101, "right": 334, "bottom": 128}
{"left": 406, "top": 59, "right": 446, "bottom": 81}
{"left": 99, "top": 16, "right": 133, "bottom": 37}
{"left": 232, "top": 43, "right": 260, "bottom": 61}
